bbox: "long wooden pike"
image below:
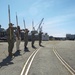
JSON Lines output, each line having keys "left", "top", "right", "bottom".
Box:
{"left": 32, "top": 20, "right": 35, "bottom": 30}
{"left": 16, "top": 13, "right": 20, "bottom": 39}
{"left": 8, "top": 5, "right": 11, "bottom": 39}
{"left": 8, "top": 5, "right": 11, "bottom": 23}
{"left": 23, "top": 19, "right": 26, "bottom": 29}
{"left": 16, "top": 13, "right": 18, "bottom": 27}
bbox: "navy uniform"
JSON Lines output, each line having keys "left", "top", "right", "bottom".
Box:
{"left": 24, "top": 29, "right": 29, "bottom": 49}
{"left": 31, "top": 31, "right": 37, "bottom": 47}
{"left": 15, "top": 26, "right": 21, "bottom": 51}
{"left": 7, "top": 23, "right": 16, "bottom": 57}
{"left": 39, "top": 31, "right": 43, "bottom": 46}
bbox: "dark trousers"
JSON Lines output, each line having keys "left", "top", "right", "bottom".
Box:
{"left": 24, "top": 40, "right": 28, "bottom": 47}
{"left": 32, "top": 39, "right": 35, "bottom": 46}
{"left": 8, "top": 39, "right": 14, "bottom": 55}
{"left": 39, "top": 38, "right": 42, "bottom": 46}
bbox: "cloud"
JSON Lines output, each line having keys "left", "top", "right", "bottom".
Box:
{"left": 44, "top": 13, "right": 75, "bottom": 28}
{"left": 42, "top": 13, "right": 75, "bottom": 37}
{"left": 28, "top": 0, "right": 52, "bottom": 16}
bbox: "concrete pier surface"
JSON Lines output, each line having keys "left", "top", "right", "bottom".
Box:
{"left": 0, "top": 41, "right": 75, "bottom": 75}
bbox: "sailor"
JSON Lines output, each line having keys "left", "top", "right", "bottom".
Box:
{"left": 31, "top": 30, "right": 37, "bottom": 48}
{"left": 38, "top": 31, "right": 43, "bottom": 46}
{"left": 24, "top": 29, "right": 29, "bottom": 49}
{"left": 15, "top": 26, "right": 21, "bottom": 51}
{"left": 7, "top": 23, "right": 16, "bottom": 57}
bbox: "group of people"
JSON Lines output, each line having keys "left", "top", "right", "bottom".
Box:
{"left": 6, "top": 23, "right": 43, "bottom": 57}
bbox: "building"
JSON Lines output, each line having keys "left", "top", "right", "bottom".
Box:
{"left": 42, "top": 33, "right": 49, "bottom": 41}
{"left": 0, "top": 25, "right": 7, "bottom": 41}
{"left": 66, "top": 34, "right": 75, "bottom": 40}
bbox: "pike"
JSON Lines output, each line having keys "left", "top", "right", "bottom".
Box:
{"left": 8, "top": 5, "right": 11, "bottom": 39}
{"left": 16, "top": 13, "right": 18, "bottom": 27}
{"left": 23, "top": 19, "right": 26, "bottom": 29}
{"left": 23, "top": 19, "right": 26, "bottom": 41}
{"left": 32, "top": 20, "right": 35, "bottom": 31}
{"left": 16, "top": 13, "right": 19, "bottom": 39}
{"left": 8, "top": 5, "right": 11, "bottom": 23}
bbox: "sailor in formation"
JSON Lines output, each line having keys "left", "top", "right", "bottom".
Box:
{"left": 7, "top": 23, "right": 16, "bottom": 57}
{"left": 15, "top": 26, "right": 21, "bottom": 51}
{"left": 24, "top": 28, "right": 29, "bottom": 50}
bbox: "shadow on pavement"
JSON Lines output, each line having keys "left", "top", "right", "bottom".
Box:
{"left": 0, "top": 56, "right": 14, "bottom": 68}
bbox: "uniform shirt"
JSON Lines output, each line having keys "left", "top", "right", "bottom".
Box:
{"left": 15, "top": 29, "right": 21, "bottom": 38}
{"left": 7, "top": 27, "right": 14, "bottom": 40}
{"left": 39, "top": 31, "right": 43, "bottom": 40}
{"left": 24, "top": 29, "right": 29, "bottom": 41}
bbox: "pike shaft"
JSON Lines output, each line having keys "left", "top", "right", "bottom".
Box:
{"left": 8, "top": 5, "right": 11, "bottom": 23}
{"left": 16, "top": 13, "right": 18, "bottom": 26}
{"left": 8, "top": 5, "right": 11, "bottom": 39}
{"left": 23, "top": 19, "right": 26, "bottom": 29}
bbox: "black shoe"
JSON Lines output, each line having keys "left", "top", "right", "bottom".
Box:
{"left": 39, "top": 44, "right": 42, "bottom": 46}
{"left": 32, "top": 45, "right": 37, "bottom": 49}
{"left": 17, "top": 50, "right": 21, "bottom": 51}
{"left": 25, "top": 46, "right": 28, "bottom": 49}
{"left": 32, "top": 45, "right": 34, "bottom": 48}
{"left": 39, "top": 44, "right": 44, "bottom": 47}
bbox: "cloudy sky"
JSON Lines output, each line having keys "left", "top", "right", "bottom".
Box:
{"left": 0, "top": 0, "right": 75, "bottom": 37}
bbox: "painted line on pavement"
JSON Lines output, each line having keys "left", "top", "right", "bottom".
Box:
{"left": 20, "top": 47, "right": 41, "bottom": 75}
{"left": 20, "top": 42, "right": 49, "bottom": 75}
{"left": 53, "top": 48, "right": 75, "bottom": 75}
{"left": 24, "top": 47, "right": 41, "bottom": 75}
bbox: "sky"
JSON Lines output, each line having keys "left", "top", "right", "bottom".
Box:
{"left": 0, "top": 0, "right": 75, "bottom": 37}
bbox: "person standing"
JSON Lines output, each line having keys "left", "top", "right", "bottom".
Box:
{"left": 24, "top": 29, "right": 29, "bottom": 49}
{"left": 31, "top": 30, "right": 37, "bottom": 48}
{"left": 15, "top": 26, "right": 21, "bottom": 51}
{"left": 38, "top": 31, "right": 43, "bottom": 46}
{"left": 7, "top": 23, "right": 16, "bottom": 57}
{"left": 31, "top": 31, "right": 35, "bottom": 47}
